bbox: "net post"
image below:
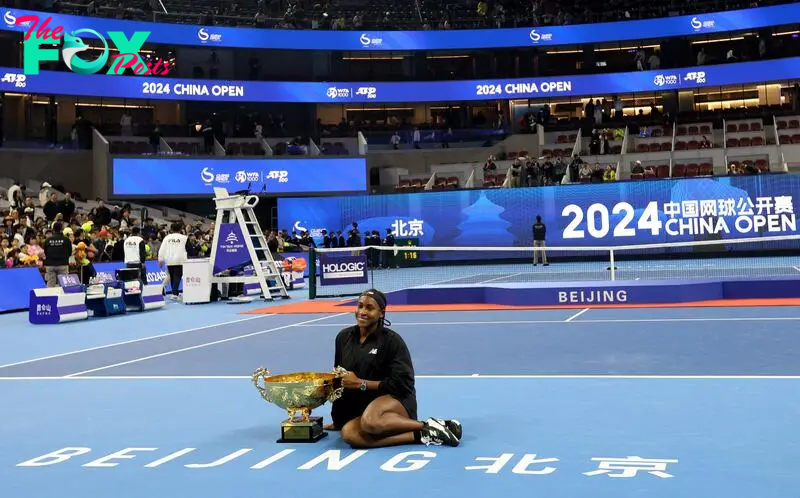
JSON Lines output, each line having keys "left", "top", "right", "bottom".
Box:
{"left": 308, "top": 247, "right": 317, "bottom": 300}
{"left": 609, "top": 248, "right": 616, "bottom": 281}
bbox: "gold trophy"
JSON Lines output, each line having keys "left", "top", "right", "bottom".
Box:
{"left": 252, "top": 366, "right": 347, "bottom": 443}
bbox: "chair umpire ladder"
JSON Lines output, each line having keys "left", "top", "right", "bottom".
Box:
{"left": 209, "top": 187, "right": 290, "bottom": 300}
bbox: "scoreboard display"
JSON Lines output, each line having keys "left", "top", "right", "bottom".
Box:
{"left": 395, "top": 238, "right": 421, "bottom": 268}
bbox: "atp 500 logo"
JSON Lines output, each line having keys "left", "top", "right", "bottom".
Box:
{"left": 16, "top": 15, "right": 171, "bottom": 76}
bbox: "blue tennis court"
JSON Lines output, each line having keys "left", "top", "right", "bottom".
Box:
{"left": 1, "top": 301, "right": 799, "bottom": 498}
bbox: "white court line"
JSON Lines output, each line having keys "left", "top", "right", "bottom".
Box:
{"left": 293, "top": 316, "right": 800, "bottom": 326}
{"left": 477, "top": 272, "right": 525, "bottom": 284}
{"left": 63, "top": 313, "right": 348, "bottom": 378}
{"left": 0, "top": 314, "right": 276, "bottom": 370}
{"left": 793, "top": 266, "right": 800, "bottom": 273}
{"left": 565, "top": 308, "right": 590, "bottom": 322}
{"left": 1, "top": 374, "right": 800, "bottom": 380}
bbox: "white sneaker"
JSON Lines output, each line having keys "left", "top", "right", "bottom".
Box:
{"left": 420, "top": 418, "right": 460, "bottom": 447}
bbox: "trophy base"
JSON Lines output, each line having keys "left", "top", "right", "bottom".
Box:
{"left": 278, "top": 416, "right": 328, "bottom": 443}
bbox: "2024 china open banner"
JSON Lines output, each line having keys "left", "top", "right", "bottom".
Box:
{"left": 278, "top": 175, "right": 799, "bottom": 250}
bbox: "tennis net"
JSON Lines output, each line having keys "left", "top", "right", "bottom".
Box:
{"left": 306, "top": 234, "right": 800, "bottom": 299}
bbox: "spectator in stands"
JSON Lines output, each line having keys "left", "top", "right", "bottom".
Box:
{"left": 119, "top": 209, "right": 133, "bottom": 231}
{"left": 635, "top": 49, "right": 646, "bottom": 70}
{"left": 120, "top": 112, "right": 133, "bottom": 136}
{"left": 579, "top": 163, "right": 593, "bottom": 181}
{"left": 601, "top": 132, "right": 611, "bottom": 155}
{"left": 150, "top": 123, "right": 163, "bottom": 154}
{"left": 697, "top": 48, "right": 707, "bottom": 66}
{"left": 593, "top": 101, "right": 603, "bottom": 125}
{"left": 7, "top": 182, "right": 23, "bottom": 211}
{"left": 744, "top": 162, "right": 760, "bottom": 175}
{"left": 23, "top": 198, "right": 35, "bottom": 221}
{"left": 648, "top": 51, "right": 661, "bottom": 70}
{"left": 507, "top": 159, "right": 522, "bottom": 187}
{"left": 589, "top": 129, "right": 601, "bottom": 155}
{"left": 25, "top": 236, "right": 43, "bottom": 267}
{"left": 38, "top": 183, "right": 52, "bottom": 207}
{"left": 143, "top": 218, "right": 157, "bottom": 240}
{"left": 603, "top": 164, "right": 617, "bottom": 182}
{"left": 532, "top": 216, "right": 548, "bottom": 266}
{"left": 59, "top": 193, "right": 76, "bottom": 221}
{"left": 337, "top": 230, "right": 346, "bottom": 248}
{"left": 484, "top": 155, "right": 497, "bottom": 171}
{"left": 631, "top": 161, "right": 645, "bottom": 175}
{"left": 793, "top": 84, "right": 800, "bottom": 112}
{"left": 15, "top": 217, "right": 35, "bottom": 244}
{"left": 613, "top": 96, "right": 623, "bottom": 118}
{"left": 412, "top": 128, "right": 421, "bottom": 149}
{"left": 93, "top": 228, "right": 109, "bottom": 257}
{"left": 92, "top": 199, "right": 112, "bottom": 226}
{"left": 43, "top": 221, "right": 71, "bottom": 287}
{"left": 700, "top": 136, "right": 712, "bottom": 149}
{"left": 73, "top": 234, "right": 97, "bottom": 284}
{"left": 441, "top": 128, "right": 453, "bottom": 148}
{"left": 390, "top": 132, "right": 401, "bottom": 149}
{"left": 525, "top": 160, "right": 538, "bottom": 187}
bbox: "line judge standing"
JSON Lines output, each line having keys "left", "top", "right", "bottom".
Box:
{"left": 159, "top": 223, "right": 189, "bottom": 300}
{"left": 123, "top": 226, "right": 148, "bottom": 280}
{"left": 532, "top": 215, "right": 548, "bottom": 266}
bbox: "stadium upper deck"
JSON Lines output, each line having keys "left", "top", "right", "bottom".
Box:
{"left": 2, "top": 3, "right": 800, "bottom": 83}
{"left": 44, "top": 0, "right": 798, "bottom": 31}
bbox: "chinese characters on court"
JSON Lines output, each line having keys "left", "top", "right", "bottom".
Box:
{"left": 17, "top": 447, "right": 679, "bottom": 478}
{"left": 465, "top": 454, "right": 678, "bottom": 478}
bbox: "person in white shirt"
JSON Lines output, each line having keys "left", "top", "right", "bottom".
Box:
{"left": 38, "top": 182, "right": 52, "bottom": 207}
{"left": 390, "top": 132, "right": 401, "bottom": 149}
{"left": 120, "top": 112, "right": 132, "bottom": 136}
{"left": 158, "top": 224, "right": 189, "bottom": 300}
{"left": 123, "top": 227, "right": 147, "bottom": 279}
{"left": 7, "top": 183, "right": 23, "bottom": 210}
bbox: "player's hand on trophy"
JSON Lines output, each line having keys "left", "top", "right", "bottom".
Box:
{"left": 340, "top": 370, "right": 362, "bottom": 389}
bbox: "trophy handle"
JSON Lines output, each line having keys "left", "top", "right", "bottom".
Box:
{"left": 328, "top": 366, "right": 348, "bottom": 402}
{"left": 252, "top": 367, "right": 273, "bottom": 403}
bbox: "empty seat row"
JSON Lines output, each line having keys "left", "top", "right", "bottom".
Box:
{"left": 482, "top": 174, "right": 507, "bottom": 187}
{"left": 726, "top": 122, "right": 763, "bottom": 132}
{"left": 726, "top": 137, "right": 766, "bottom": 147}
{"left": 776, "top": 120, "right": 800, "bottom": 129}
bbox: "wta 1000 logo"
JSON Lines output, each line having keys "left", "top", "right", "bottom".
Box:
{"left": 15, "top": 14, "right": 171, "bottom": 76}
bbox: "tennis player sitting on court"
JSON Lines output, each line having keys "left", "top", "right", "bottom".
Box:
{"left": 324, "top": 289, "right": 462, "bottom": 448}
